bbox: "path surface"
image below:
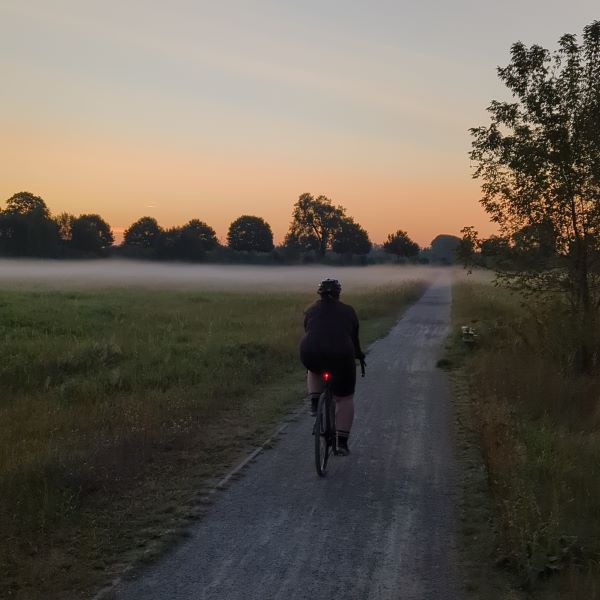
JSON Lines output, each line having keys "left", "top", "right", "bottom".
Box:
{"left": 113, "top": 275, "right": 459, "bottom": 600}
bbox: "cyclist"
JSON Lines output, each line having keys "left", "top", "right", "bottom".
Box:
{"left": 300, "top": 278, "right": 365, "bottom": 456}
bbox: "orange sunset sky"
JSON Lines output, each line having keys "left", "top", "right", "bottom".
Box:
{"left": 2, "top": 1, "right": 598, "bottom": 246}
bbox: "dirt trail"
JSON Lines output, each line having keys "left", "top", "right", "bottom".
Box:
{"left": 113, "top": 274, "right": 459, "bottom": 600}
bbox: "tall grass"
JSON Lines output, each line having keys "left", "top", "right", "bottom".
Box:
{"left": 0, "top": 283, "right": 424, "bottom": 599}
{"left": 453, "top": 282, "right": 600, "bottom": 598}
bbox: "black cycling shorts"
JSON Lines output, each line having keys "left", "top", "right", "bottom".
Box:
{"left": 300, "top": 349, "right": 356, "bottom": 396}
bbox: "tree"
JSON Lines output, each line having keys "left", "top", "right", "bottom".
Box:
{"left": 165, "top": 219, "right": 219, "bottom": 260}
{"left": 0, "top": 192, "right": 59, "bottom": 256}
{"left": 383, "top": 230, "right": 420, "bottom": 262}
{"left": 155, "top": 227, "right": 183, "bottom": 259}
{"left": 430, "top": 234, "right": 460, "bottom": 264}
{"left": 227, "top": 215, "right": 274, "bottom": 252}
{"left": 510, "top": 221, "right": 557, "bottom": 265}
{"left": 123, "top": 216, "right": 163, "bottom": 248}
{"left": 332, "top": 217, "right": 372, "bottom": 255}
{"left": 469, "top": 21, "right": 600, "bottom": 370}
{"left": 285, "top": 193, "right": 345, "bottom": 257}
{"left": 5, "top": 191, "right": 51, "bottom": 217}
{"left": 71, "top": 214, "right": 114, "bottom": 254}
{"left": 54, "top": 212, "right": 75, "bottom": 242}
{"left": 480, "top": 236, "right": 510, "bottom": 259}
{"left": 456, "top": 226, "right": 480, "bottom": 268}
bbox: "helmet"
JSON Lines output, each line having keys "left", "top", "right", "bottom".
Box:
{"left": 318, "top": 278, "right": 341, "bottom": 299}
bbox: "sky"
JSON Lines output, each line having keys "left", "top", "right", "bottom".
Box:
{"left": 1, "top": 1, "right": 598, "bottom": 246}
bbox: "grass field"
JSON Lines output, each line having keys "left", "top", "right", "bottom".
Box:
{"left": 0, "top": 282, "right": 425, "bottom": 599}
{"left": 451, "top": 281, "right": 600, "bottom": 599}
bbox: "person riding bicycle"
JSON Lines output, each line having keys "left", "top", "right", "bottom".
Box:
{"left": 300, "top": 278, "right": 365, "bottom": 456}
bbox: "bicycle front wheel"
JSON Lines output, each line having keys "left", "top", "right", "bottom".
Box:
{"left": 314, "top": 390, "right": 332, "bottom": 477}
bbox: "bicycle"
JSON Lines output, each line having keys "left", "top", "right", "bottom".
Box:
{"left": 313, "top": 371, "right": 335, "bottom": 477}
{"left": 313, "top": 359, "right": 366, "bottom": 477}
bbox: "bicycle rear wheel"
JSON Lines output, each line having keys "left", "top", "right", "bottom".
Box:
{"left": 314, "top": 390, "right": 332, "bottom": 477}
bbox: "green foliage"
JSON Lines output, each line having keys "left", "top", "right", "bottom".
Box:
{"left": 71, "top": 214, "right": 114, "bottom": 254}
{"left": 123, "top": 216, "right": 163, "bottom": 249}
{"left": 227, "top": 215, "right": 274, "bottom": 252}
{"left": 383, "top": 229, "right": 419, "bottom": 261}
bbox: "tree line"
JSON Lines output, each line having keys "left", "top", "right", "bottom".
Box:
{"left": 0, "top": 191, "right": 448, "bottom": 263}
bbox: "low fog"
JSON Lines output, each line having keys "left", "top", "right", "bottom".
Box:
{"left": 0, "top": 259, "right": 465, "bottom": 291}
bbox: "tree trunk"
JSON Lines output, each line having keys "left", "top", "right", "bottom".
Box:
{"left": 318, "top": 236, "right": 327, "bottom": 258}
{"left": 574, "top": 239, "right": 594, "bottom": 373}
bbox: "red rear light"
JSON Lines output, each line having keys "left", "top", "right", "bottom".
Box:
{"left": 322, "top": 372, "right": 331, "bottom": 381}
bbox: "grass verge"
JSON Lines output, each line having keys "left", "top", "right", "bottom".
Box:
{"left": 449, "top": 280, "right": 600, "bottom": 599}
{"left": 0, "top": 282, "right": 425, "bottom": 599}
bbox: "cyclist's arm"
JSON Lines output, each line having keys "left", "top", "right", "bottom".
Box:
{"left": 350, "top": 307, "right": 364, "bottom": 359}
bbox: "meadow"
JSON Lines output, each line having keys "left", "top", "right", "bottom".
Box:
{"left": 0, "top": 278, "right": 425, "bottom": 599}
{"left": 452, "top": 281, "right": 600, "bottom": 599}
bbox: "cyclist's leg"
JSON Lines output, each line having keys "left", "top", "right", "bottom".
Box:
{"left": 301, "top": 346, "right": 324, "bottom": 414}
{"left": 307, "top": 370, "right": 324, "bottom": 394}
{"left": 334, "top": 394, "right": 354, "bottom": 431}
{"left": 332, "top": 355, "right": 356, "bottom": 455}
{"left": 333, "top": 394, "right": 354, "bottom": 454}
{"left": 307, "top": 370, "right": 324, "bottom": 414}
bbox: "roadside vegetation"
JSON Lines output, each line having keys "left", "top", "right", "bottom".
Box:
{"left": 452, "top": 22, "right": 600, "bottom": 597}
{"left": 0, "top": 282, "right": 424, "bottom": 599}
{"left": 451, "top": 280, "right": 600, "bottom": 598}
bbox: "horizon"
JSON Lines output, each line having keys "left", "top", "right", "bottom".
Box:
{"left": 2, "top": 1, "right": 599, "bottom": 246}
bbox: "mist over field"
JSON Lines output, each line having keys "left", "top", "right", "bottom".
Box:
{"left": 0, "top": 259, "right": 454, "bottom": 291}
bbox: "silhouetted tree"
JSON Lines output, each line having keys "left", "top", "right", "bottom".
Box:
{"left": 0, "top": 192, "right": 59, "bottom": 256}
{"left": 54, "top": 212, "right": 75, "bottom": 242}
{"left": 430, "top": 234, "right": 461, "bottom": 264}
{"left": 285, "top": 193, "right": 345, "bottom": 257}
{"left": 157, "top": 219, "right": 218, "bottom": 260}
{"left": 180, "top": 219, "right": 218, "bottom": 253}
{"left": 227, "top": 215, "right": 274, "bottom": 252}
{"left": 155, "top": 227, "right": 183, "bottom": 259}
{"left": 456, "top": 226, "right": 480, "bottom": 268}
{"left": 71, "top": 214, "right": 114, "bottom": 254}
{"left": 480, "top": 236, "right": 510, "bottom": 259}
{"left": 470, "top": 21, "right": 600, "bottom": 370}
{"left": 511, "top": 221, "right": 557, "bottom": 265}
{"left": 332, "top": 217, "right": 372, "bottom": 255}
{"left": 383, "top": 230, "right": 420, "bottom": 262}
{"left": 123, "top": 216, "right": 163, "bottom": 249}
{"left": 5, "top": 191, "right": 50, "bottom": 217}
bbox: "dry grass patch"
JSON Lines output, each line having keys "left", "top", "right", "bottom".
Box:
{"left": 452, "top": 281, "right": 600, "bottom": 599}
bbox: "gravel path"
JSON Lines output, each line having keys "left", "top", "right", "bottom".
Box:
{"left": 113, "top": 275, "right": 459, "bottom": 600}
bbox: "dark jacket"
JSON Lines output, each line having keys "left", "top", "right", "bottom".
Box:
{"left": 301, "top": 298, "right": 364, "bottom": 359}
